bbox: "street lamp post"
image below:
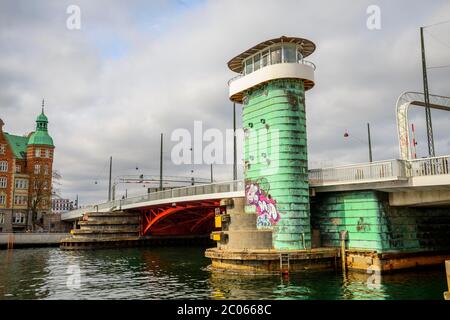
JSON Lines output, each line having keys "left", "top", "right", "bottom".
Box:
{"left": 367, "top": 123, "right": 373, "bottom": 163}
{"left": 344, "top": 123, "right": 373, "bottom": 162}
{"left": 159, "top": 133, "right": 163, "bottom": 191}
{"left": 107, "top": 156, "right": 112, "bottom": 201}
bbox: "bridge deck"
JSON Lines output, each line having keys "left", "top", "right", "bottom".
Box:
{"left": 62, "top": 155, "right": 450, "bottom": 221}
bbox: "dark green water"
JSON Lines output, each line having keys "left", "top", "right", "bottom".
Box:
{"left": 0, "top": 246, "right": 447, "bottom": 300}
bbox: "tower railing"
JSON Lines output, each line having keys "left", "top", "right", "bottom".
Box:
{"left": 227, "top": 59, "right": 316, "bottom": 86}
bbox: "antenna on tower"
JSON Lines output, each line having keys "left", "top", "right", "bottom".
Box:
{"left": 42, "top": 99, "right": 45, "bottom": 113}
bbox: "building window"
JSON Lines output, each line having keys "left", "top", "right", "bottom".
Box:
{"left": 0, "top": 177, "right": 6, "bottom": 188}
{"left": 35, "top": 148, "right": 41, "bottom": 157}
{"left": 261, "top": 50, "right": 270, "bottom": 68}
{"left": 0, "top": 161, "right": 8, "bottom": 172}
{"left": 0, "top": 213, "right": 4, "bottom": 224}
{"left": 283, "top": 45, "right": 297, "bottom": 63}
{"left": 297, "top": 49, "right": 304, "bottom": 62}
{"left": 253, "top": 53, "right": 261, "bottom": 71}
{"left": 239, "top": 43, "right": 312, "bottom": 76}
{"left": 13, "top": 212, "right": 26, "bottom": 224}
{"left": 0, "top": 144, "right": 5, "bottom": 155}
{"left": 14, "top": 195, "right": 28, "bottom": 206}
{"left": 34, "top": 164, "right": 41, "bottom": 174}
{"left": 15, "top": 179, "right": 29, "bottom": 190}
{"left": 44, "top": 165, "right": 49, "bottom": 175}
{"left": 245, "top": 58, "right": 253, "bottom": 75}
{"left": 0, "top": 194, "right": 5, "bottom": 205}
{"left": 270, "top": 46, "right": 282, "bottom": 65}
{"left": 16, "top": 165, "right": 21, "bottom": 173}
{"left": 45, "top": 149, "right": 50, "bottom": 158}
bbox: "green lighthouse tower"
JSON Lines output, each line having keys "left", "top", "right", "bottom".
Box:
{"left": 228, "top": 36, "right": 316, "bottom": 250}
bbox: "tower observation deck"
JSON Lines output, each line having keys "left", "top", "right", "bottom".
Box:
{"left": 228, "top": 36, "right": 316, "bottom": 103}
{"left": 228, "top": 36, "right": 316, "bottom": 250}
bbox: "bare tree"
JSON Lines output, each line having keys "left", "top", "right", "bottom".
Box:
{"left": 28, "top": 169, "right": 52, "bottom": 230}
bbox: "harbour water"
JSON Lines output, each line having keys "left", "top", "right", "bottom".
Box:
{"left": 0, "top": 246, "right": 446, "bottom": 300}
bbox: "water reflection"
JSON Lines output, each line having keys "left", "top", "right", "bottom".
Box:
{"left": 0, "top": 249, "right": 51, "bottom": 299}
{"left": 0, "top": 247, "right": 446, "bottom": 300}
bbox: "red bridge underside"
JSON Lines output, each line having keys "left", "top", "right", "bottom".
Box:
{"left": 138, "top": 200, "right": 222, "bottom": 237}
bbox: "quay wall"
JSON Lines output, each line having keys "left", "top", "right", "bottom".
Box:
{"left": 0, "top": 233, "right": 70, "bottom": 249}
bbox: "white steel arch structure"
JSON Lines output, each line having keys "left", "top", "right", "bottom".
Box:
{"left": 396, "top": 91, "right": 450, "bottom": 160}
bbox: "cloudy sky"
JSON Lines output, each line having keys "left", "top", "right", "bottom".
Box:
{"left": 1, "top": 0, "right": 449, "bottom": 205}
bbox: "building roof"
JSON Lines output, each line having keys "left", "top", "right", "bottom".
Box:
{"left": 28, "top": 130, "right": 54, "bottom": 146}
{"left": 3, "top": 133, "right": 29, "bottom": 159}
{"left": 28, "top": 109, "right": 54, "bottom": 147}
{"left": 36, "top": 111, "right": 48, "bottom": 123}
{"left": 227, "top": 36, "right": 316, "bottom": 73}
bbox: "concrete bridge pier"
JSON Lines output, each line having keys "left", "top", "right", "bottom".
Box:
{"left": 205, "top": 197, "right": 339, "bottom": 274}
{"left": 213, "top": 197, "right": 273, "bottom": 250}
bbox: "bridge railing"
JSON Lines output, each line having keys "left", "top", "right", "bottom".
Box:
{"left": 61, "top": 180, "right": 245, "bottom": 220}
{"left": 309, "top": 159, "right": 408, "bottom": 186}
{"left": 119, "top": 180, "right": 245, "bottom": 208}
{"left": 407, "top": 155, "right": 450, "bottom": 177}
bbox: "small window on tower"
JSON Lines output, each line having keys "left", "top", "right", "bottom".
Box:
{"left": 35, "top": 148, "right": 41, "bottom": 158}
{"left": 0, "top": 144, "right": 6, "bottom": 155}
{"left": 16, "top": 165, "right": 21, "bottom": 173}
{"left": 45, "top": 149, "right": 50, "bottom": 158}
{"left": 270, "top": 46, "right": 282, "bottom": 64}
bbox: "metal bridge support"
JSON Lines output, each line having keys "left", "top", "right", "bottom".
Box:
{"left": 396, "top": 92, "right": 450, "bottom": 160}
{"left": 141, "top": 200, "right": 220, "bottom": 237}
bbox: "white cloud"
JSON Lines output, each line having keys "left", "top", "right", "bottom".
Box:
{"left": 1, "top": 0, "right": 449, "bottom": 204}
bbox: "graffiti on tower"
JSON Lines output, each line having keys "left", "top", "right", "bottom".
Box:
{"left": 245, "top": 182, "right": 281, "bottom": 228}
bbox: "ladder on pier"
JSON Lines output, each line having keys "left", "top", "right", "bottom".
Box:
{"left": 280, "top": 253, "right": 290, "bottom": 274}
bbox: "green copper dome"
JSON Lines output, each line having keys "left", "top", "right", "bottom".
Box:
{"left": 36, "top": 112, "right": 48, "bottom": 123}
{"left": 28, "top": 109, "right": 54, "bottom": 147}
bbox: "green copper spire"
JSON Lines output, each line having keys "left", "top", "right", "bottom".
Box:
{"left": 28, "top": 99, "right": 54, "bottom": 146}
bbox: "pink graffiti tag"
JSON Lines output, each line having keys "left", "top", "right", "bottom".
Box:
{"left": 246, "top": 183, "right": 281, "bottom": 226}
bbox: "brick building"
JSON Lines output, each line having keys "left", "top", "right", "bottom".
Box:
{"left": 0, "top": 106, "right": 55, "bottom": 232}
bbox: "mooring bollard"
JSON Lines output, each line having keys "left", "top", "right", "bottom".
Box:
{"left": 445, "top": 260, "right": 450, "bottom": 300}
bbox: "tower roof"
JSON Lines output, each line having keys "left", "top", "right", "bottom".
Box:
{"left": 28, "top": 105, "right": 54, "bottom": 147}
{"left": 36, "top": 111, "right": 48, "bottom": 123}
{"left": 28, "top": 130, "right": 54, "bottom": 146}
{"left": 227, "top": 36, "right": 316, "bottom": 73}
